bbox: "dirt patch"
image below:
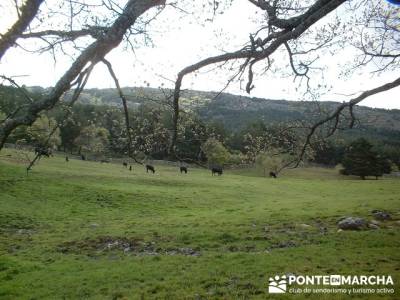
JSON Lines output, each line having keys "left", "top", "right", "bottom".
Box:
{"left": 57, "top": 236, "right": 200, "bottom": 256}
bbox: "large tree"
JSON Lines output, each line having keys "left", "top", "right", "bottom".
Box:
{"left": 169, "top": 0, "right": 400, "bottom": 166}
{"left": 341, "top": 138, "right": 391, "bottom": 179}
{"left": 74, "top": 125, "right": 110, "bottom": 158}
{"left": 0, "top": 0, "right": 166, "bottom": 150}
{"left": 201, "top": 137, "right": 230, "bottom": 167}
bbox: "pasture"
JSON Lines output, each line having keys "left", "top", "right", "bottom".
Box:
{"left": 0, "top": 149, "right": 399, "bottom": 299}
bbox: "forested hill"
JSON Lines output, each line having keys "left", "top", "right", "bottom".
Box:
{"left": 25, "top": 85, "right": 400, "bottom": 134}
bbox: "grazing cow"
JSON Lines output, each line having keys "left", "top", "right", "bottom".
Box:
{"left": 269, "top": 171, "right": 277, "bottom": 178}
{"left": 122, "top": 162, "right": 128, "bottom": 168}
{"left": 129, "top": 165, "right": 132, "bottom": 171}
{"left": 34, "top": 146, "right": 52, "bottom": 157}
{"left": 211, "top": 167, "right": 223, "bottom": 176}
{"left": 65, "top": 156, "right": 69, "bottom": 162}
{"left": 81, "top": 154, "right": 86, "bottom": 160}
{"left": 146, "top": 164, "right": 155, "bottom": 174}
{"left": 180, "top": 166, "right": 188, "bottom": 174}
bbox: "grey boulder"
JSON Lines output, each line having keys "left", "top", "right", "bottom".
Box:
{"left": 337, "top": 217, "right": 366, "bottom": 230}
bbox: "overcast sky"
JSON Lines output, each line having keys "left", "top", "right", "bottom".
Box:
{"left": 0, "top": 0, "right": 399, "bottom": 109}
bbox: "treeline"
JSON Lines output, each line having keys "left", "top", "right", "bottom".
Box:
{"left": 1, "top": 85, "right": 400, "bottom": 174}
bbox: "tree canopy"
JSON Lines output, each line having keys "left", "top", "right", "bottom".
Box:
{"left": 341, "top": 138, "right": 392, "bottom": 179}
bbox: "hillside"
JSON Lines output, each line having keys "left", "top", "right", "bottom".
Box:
{"left": 23, "top": 86, "right": 400, "bottom": 142}
{"left": 66, "top": 87, "right": 400, "bottom": 130}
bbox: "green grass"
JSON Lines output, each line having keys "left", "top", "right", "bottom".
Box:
{"left": 0, "top": 148, "right": 399, "bottom": 299}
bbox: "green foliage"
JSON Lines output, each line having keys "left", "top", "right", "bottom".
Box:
{"left": 74, "top": 125, "right": 110, "bottom": 157}
{"left": 311, "top": 139, "right": 345, "bottom": 166}
{"left": 175, "top": 113, "right": 208, "bottom": 161}
{"left": 255, "top": 150, "right": 292, "bottom": 176}
{"left": 0, "top": 111, "right": 5, "bottom": 122}
{"left": 341, "top": 138, "right": 391, "bottom": 179}
{"left": 26, "top": 115, "right": 61, "bottom": 148}
{"left": 129, "top": 105, "right": 170, "bottom": 158}
{"left": 201, "top": 138, "right": 230, "bottom": 166}
{"left": 0, "top": 85, "right": 39, "bottom": 115}
{"left": 227, "top": 151, "right": 246, "bottom": 166}
{"left": 242, "top": 123, "right": 302, "bottom": 164}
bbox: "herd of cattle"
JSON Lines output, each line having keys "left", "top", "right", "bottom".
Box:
{"left": 53, "top": 151, "right": 225, "bottom": 176}
{"left": 34, "top": 146, "right": 277, "bottom": 177}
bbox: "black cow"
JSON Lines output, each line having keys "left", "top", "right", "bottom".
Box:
{"left": 122, "top": 162, "right": 128, "bottom": 168}
{"left": 34, "top": 146, "right": 52, "bottom": 157}
{"left": 269, "top": 171, "right": 277, "bottom": 178}
{"left": 146, "top": 164, "right": 155, "bottom": 174}
{"left": 129, "top": 165, "right": 132, "bottom": 171}
{"left": 211, "top": 167, "right": 223, "bottom": 176}
{"left": 81, "top": 154, "right": 86, "bottom": 160}
{"left": 180, "top": 166, "right": 188, "bottom": 174}
{"left": 65, "top": 156, "right": 69, "bottom": 162}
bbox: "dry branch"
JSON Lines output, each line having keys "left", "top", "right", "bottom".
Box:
{"left": 0, "top": 0, "right": 166, "bottom": 150}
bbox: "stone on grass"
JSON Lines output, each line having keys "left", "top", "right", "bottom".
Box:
{"left": 368, "top": 223, "right": 379, "bottom": 230}
{"left": 370, "top": 220, "right": 380, "bottom": 226}
{"left": 371, "top": 210, "right": 391, "bottom": 221}
{"left": 298, "top": 223, "right": 312, "bottom": 229}
{"left": 337, "top": 217, "right": 366, "bottom": 230}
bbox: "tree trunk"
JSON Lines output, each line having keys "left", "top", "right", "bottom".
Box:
{"left": 0, "top": 0, "right": 166, "bottom": 151}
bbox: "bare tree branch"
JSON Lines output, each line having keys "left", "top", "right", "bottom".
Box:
{"left": 26, "top": 63, "right": 94, "bottom": 172}
{"left": 18, "top": 27, "right": 108, "bottom": 40}
{"left": 0, "top": 0, "right": 166, "bottom": 151}
{"left": 0, "top": 0, "right": 44, "bottom": 60}
{"left": 102, "top": 58, "right": 143, "bottom": 165}
{"left": 294, "top": 76, "right": 400, "bottom": 168}
{"left": 169, "top": 0, "right": 347, "bottom": 155}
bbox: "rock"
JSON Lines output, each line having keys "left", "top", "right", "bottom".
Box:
{"left": 370, "top": 220, "right": 380, "bottom": 226}
{"left": 298, "top": 223, "right": 312, "bottom": 229}
{"left": 337, "top": 229, "right": 343, "bottom": 233}
{"left": 89, "top": 223, "right": 99, "bottom": 229}
{"left": 372, "top": 210, "right": 391, "bottom": 221}
{"left": 276, "top": 241, "right": 296, "bottom": 248}
{"left": 337, "top": 217, "right": 366, "bottom": 230}
{"left": 178, "top": 247, "right": 200, "bottom": 256}
{"left": 166, "top": 247, "right": 200, "bottom": 256}
{"left": 318, "top": 226, "right": 328, "bottom": 234}
{"left": 285, "top": 272, "right": 296, "bottom": 279}
{"left": 368, "top": 223, "right": 379, "bottom": 230}
{"left": 107, "top": 241, "right": 119, "bottom": 249}
{"left": 337, "top": 216, "right": 348, "bottom": 221}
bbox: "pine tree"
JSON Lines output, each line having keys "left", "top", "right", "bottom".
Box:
{"left": 341, "top": 138, "right": 390, "bottom": 180}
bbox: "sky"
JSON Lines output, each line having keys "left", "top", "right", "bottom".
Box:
{"left": 0, "top": 0, "right": 399, "bottom": 109}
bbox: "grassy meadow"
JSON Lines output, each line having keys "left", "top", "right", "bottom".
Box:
{"left": 0, "top": 148, "right": 399, "bottom": 299}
